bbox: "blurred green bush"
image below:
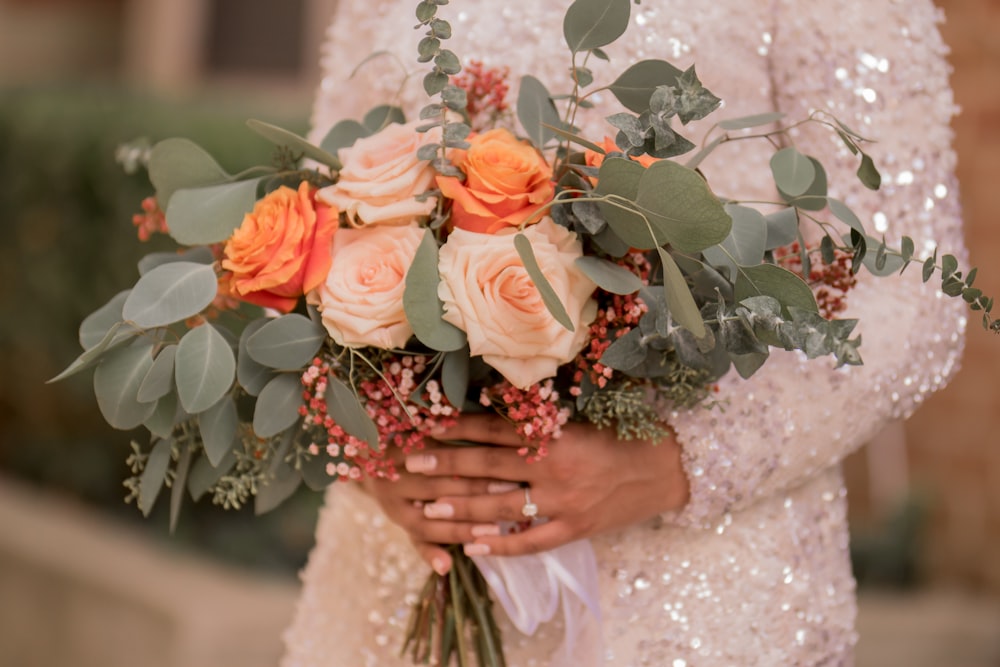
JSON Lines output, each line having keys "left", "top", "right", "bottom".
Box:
{"left": 0, "top": 85, "right": 321, "bottom": 573}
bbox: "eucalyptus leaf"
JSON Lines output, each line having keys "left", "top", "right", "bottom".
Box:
{"left": 188, "top": 448, "right": 236, "bottom": 502}
{"left": 51, "top": 320, "right": 139, "bottom": 384}
{"left": 778, "top": 157, "right": 828, "bottom": 212}
{"left": 827, "top": 197, "right": 866, "bottom": 235}
{"left": 563, "top": 0, "right": 630, "bottom": 53}
{"left": 363, "top": 105, "right": 406, "bottom": 133}
{"left": 442, "top": 347, "right": 470, "bottom": 409}
{"left": 717, "top": 112, "right": 786, "bottom": 131}
{"left": 123, "top": 262, "right": 218, "bottom": 329}
{"left": 137, "top": 247, "right": 215, "bottom": 276}
{"left": 575, "top": 256, "right": 643, "bottom": 295}
{"left": 256, "top": 432, "right": 301, "bottom": 515}
{"left": 857, "top": 234, "right": 906, "bottom": 276}
{"left": 253, "top": 373, "right": 302, "bottom": 438}
{"left": 599, "top": 327, "right": 646, "bottom": 370}
{"left": 301, "top": 451, "right": 335, "bottom": 492}
{"left": 770, "top": 147, "right": 815, "bottom": 197}
{"left": 238, "top": 318, "right": 278, "bottom": 395}
{"left": 175, "top": 324, "right": 236, "bottom": 414}
{"left": 595, "top": 158, "right": 658, "bottom": 249}
{"left": 166, "top": 178, "right": 260, "bottom": 246}
{"left": 326, "top": 374, "right": 379, "bottom": 447}
{"left": 857, "top": 153, "right": 881, "bottom": 190}
{"left": 80, "top": 290, "right": 130, "bottom": 349}
{"left": 634, "top": 160, "right": 731, "bottom": 253}
{"left": 764, "top": 208, "right": 800, "bottom": 250}
{"left": 138, "top": 439, "right": 172, "bottom": 517}
{"left": 320, "top": 119, "right": 369, "bottom": 156}
{"left": 514, "top": 233, "right": 574, "bottom": 331}
{"left": 246, "top": 119, "right": 341, "bottom": 168}
{"left": 404, "top": 230, "right": 468, "bottom": 352}
{"left": 169, "top": 445, "right": 192, "bottom": 533}
{"left": 148, "top": 138, "right": 230, "bottom": 205}
{"left": 735, "top": 264, "right": 818, "bottom": 316}
{"left": 199, "top": 395, "right": 238, "bottom": 466}
{"left": 720, "top": 204, "right": 767, "bottom": 267}
{"left": 94, "top": 340, "right": 157, "bottom": 430}
{"left": 608, "top": 59, "right": 684, "bottom": 114}
{"left": 246, "top": 314, "right": 326, "bottom": 369}
{"left": 137, "top": 345, "right": 177, "bottom": 403}
{"left": 517, "top": 75, "right": 562, "bottom": 148}
{"left": 657, "top": 247, "right": 706, "bottom": 338}
{"left": 144, "top": 391, "right": 178, "bottom": 439}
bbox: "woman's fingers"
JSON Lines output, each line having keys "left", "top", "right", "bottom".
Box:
{"left": 410, "top": 539, "right": 452, "bottom": 575}
{"left": 426, "top": 488, "right": 538, "bottom": 524}
{"left": 432, "top": 412, "right": 526, "bottom": 448}
{"left": 376, "top": 472, "right": 498, "bottom": 500}
{"left": 406, "top": 445, "right": 530, "bottom": 482}
{"left": 464, "top": 521, "right": 574, "bottom": 557}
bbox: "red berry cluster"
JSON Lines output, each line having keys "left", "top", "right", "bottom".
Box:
{"left": 776, "top": 242, "right": 857, "bottom": 318}
{"left": 479, "top": 379, "right": 570, "bottom": 462}
{"left": 132, "top": 196, "right": 169, "bottom": 241}
{"left": 452, "top": 60, "right": 511, "bottom": 131}
{"left": 299, "top": 354, "right": 457, "bottom": 481}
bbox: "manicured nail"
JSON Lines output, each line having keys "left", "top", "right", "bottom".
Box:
{"left": 487, "top": 481, "right": 520, "bottom": 495}
{"left": 406, "top": 454, "right": 437, "bottom": 473}
{"left": 471, "top": 524, "right": 501, "bottom": 537}
{"left": 432, "top": 556, "right": 450, "bottom": 576}
{"left": 423, "top": 502, "right": 454, "bottom": 519}
{"left": 463, "top": 543, "right": 491, "bottom": 556}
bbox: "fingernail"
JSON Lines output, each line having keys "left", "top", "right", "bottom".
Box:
{"left": 431, "top": 556, "right": 450, "bottom": 576}
{"left": 487, "top": 481, "right": 520, "bottom": 495}
{"left": 429, "top": 425, "right": 447, "bottom": 437}
{"left": 471, "top": 524, "right": 501, "bottom": 537}
{"left": 423, "top": 502, "right": 454, "bottom": 519}
{"left": 406, "top": 454, "right": 437, "bottom": 473}
{"left": 464, "top": 543, "right": 491, "bottom": 556}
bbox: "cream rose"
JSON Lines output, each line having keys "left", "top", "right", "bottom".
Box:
{"left": 310, "top": 223, "right": 424, "bottom": 349}
{"left": 437, "top": 217, "right": 597, "bottom": 388}
{"left": 317, "top": 120, "right": 441, "bottom": 227}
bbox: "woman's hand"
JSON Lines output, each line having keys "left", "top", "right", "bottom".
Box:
{"left": 406, "top": 413, "right": 690, "bottom": 557}
{"left": 360, "top": 457, "right": 516, "bottom": 575}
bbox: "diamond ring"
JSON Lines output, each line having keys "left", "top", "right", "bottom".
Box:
{"left": 521, "top": 485, "right": 539, "bottom": 518}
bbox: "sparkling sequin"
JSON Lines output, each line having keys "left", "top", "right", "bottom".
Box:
{"left": 287, "top": 2, "right": 967, "bottom": 666}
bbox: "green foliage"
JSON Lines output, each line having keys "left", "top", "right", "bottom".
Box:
{"left": 404, "top": 230, "right": 468, "bottom": 351}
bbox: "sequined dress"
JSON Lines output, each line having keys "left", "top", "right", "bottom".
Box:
{"left": 282, "top": 1, "right": 967, "bottom": 665}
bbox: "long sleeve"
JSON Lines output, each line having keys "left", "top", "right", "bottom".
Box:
{"left": 667, "top": 0, "right": 968, "bottom": 528}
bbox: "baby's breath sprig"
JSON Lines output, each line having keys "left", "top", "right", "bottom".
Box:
{"left": 413, "top": 0, "right": 471, "bottom": 181}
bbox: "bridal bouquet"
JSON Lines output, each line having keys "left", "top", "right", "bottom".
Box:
{"left": 52, "top": 0, "right": 995, "bottom": 664}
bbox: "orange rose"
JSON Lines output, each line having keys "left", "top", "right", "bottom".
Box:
{"left": 585, "top": 136, "right": 658, "bottom": 171}
{"left": 437, "top": 128, "right": 554, "bottom": 234}
{"left": 222, "top": 182, "right": 338, "bottom": 312}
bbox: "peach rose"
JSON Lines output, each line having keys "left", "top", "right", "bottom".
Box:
{"left": 436, "top": 128, "right": 554, "bottom": 234}
{"left": 310, "top": 223, "right": 425, "bottom": 349}
{"left": 437, "top": 217, "right": 597, "bottom": 389}
{"left": 317, "top": 119, "right": 441, "bottom": 227}
{"left": 222, "top": 182, "right": 337, "bottom": 313}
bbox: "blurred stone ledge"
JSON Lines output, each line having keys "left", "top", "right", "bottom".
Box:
{"left": 0, "top": 475, "right": 299, "bottom": 667}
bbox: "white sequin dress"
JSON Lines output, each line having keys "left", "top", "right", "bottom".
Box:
{"left": 283, "top": 1, "right": 967, "bottom": 665}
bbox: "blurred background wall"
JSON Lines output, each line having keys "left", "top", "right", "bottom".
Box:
{"left": 0, "top": 0, "right": 997, "bottom": 665}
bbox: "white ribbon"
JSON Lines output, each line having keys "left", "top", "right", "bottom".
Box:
{"left": 472, "top": 539, "right": 603, "bottom": 666}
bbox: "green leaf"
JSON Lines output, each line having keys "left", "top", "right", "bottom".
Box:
{"left": 80, "top": 290, "right": 131, "bottom": 349}
{"left": 94, "top": 340, "right": 157, "bottom": 429}
{"left": 922, "top": 256, "right": 936, "bottom": 282}
{"left": 517, "top": 75, "right": 562, "bottom": 148}
{"left": 827, "top": 197, "right": 867, "bottom": 236}
{"left": 657, "top": 247, "right": 706, "bottom": 338}
{"left": 633, "top": 160, "right": 732, "bottom": 253}
{"left": 319, "top": 119, "right": 369, "bottom": 156}
{"left": 770, "top": 147, "right": 815, "bottom": 197}
{"left": 166, "top": 178, "right": 261, "bottom": 246}
{"left": 563, "top": 0, "right": 630, "bottom": 53}
{"left": 238, "top": 319, "right": 278, "bottom": 395}
{"left": 245, "top": 314, "right": 326, "bottom": 369}
{"left": 138, "top": 246, "right": 215, "bottom": 276}
{"left": 608, "top": 59, "right": 683, "bottom": 114}
{"left": 600, "top": 327, "right": 646, "bottom": 371}
{"left": 363, "top": 105, "right": 406, "bottom": 133}
{"left": 300, "top": 451, "right": 335, "bottom": 492}
{"left": 148, "top": 138, "right": 230, "bottom": 206}
{"left": 857, "top": 152, "right": 882, "bottom": 190}
{"left": 404, "top": 230, "right": 468, "bottom": 352}
{"left": 514, "top": 233, "right": 574, "bottom": 331}
{"left": 326, "top": 374, "right": 379, "bottom": 447}
{"left": 717, "top": 112, "right": 785, "bottom": 131}
{"left": 246, "top": 118, "right": 341, "bottom": 168}
{"left": 442, "top": 347, "right": 470, "bottom": 409}
{"left": 123, "top": 261, "right": 219, "bottom": 329}
{"left": 735, "top": 264, "right": 818, "bottom": 316}
{"left": 542, "top": 123, "right": 607, "bottom": 153}
{"left": 50, "top": 321, "right": 140, "bottom": 383}
{"left": 256, "top": 431, "right": 301, "bottom": 515}
{"left": 721, "top": 204, "right": 767, "bottom": 266}
{"left": 858, "top": 234, "right": 905, "bottom": 276}
{"left": 138, "top": 439, "right": 172, "bottom": 517}
{"left": 941, "top": 254, "right": 959, "bottom": 280}
{"left": 575, "top": 256, "right": 644, "bottom": 295}
{"left": 901, "top": 236, "right": 915, "bottom": 263}
{"left": 188, "top": 448, "right": 236, "bottom": 501}
{"left": 595, "top": 158, "right": 655, "bottom": 249}
{"left": 763, "top": 208, "right": 799, "bottom": 250}
{"left": 137, "top": 345, "right": 177, "bottom": 403}
{"left": 169, "top": 445, "right": 192, "bottom": 533}
{"left": 198, "top": 395, "right": 238, "bottom": 466}
{"left": 778, "top": 157, "right": 829, "bottom": 212}
{"left": 424, "top": 70, "right": 449, "bottom": 96}
{"left": 434, "top": 49, "right": 462, "bottom": 75}
{"left": 252, "top": 373, "right": 302, "bottom": 438}
{"left": 175, "top": 324, "right": 236, "bottom": 414}
{"left": 144, "top": 391, "right": 178, "bottom": 439}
